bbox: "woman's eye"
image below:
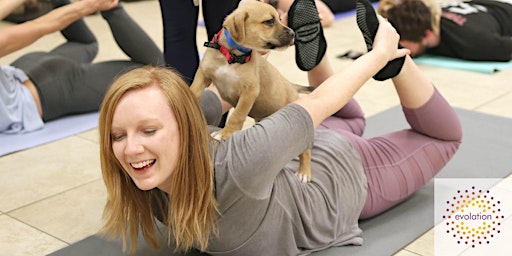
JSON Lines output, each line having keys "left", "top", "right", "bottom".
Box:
{"left": 111, "top": 134, "right": 125, "bottom": 141}
{"left": 263, "top": 18, "right": 274, "bottom": 26}
{"left": 143, "top": 129, "right": 156, "bottom": 135}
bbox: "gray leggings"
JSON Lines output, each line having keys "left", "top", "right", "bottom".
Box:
{"left": 11, "top": 4, "right": 164, "bottom": 121}
{"left": 319, "top": 88, "right": 462, "bottom": 219}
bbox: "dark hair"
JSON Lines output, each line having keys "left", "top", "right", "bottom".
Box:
{"left": 386, "top": 0, "right": 432, "bottom": 42}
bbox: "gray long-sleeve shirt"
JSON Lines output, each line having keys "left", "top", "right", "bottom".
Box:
{"left": 201, "top": 91, "right": 367, "bottom": 255}
{"left": 156, "top": 91, "right": 367, "bottom": 256}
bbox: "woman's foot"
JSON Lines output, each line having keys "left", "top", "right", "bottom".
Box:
{"left": 288, "top": 0, "right": 327, "bottom": 71}
{"left": 356, "top": 0, "right": 405, "bottom": 81}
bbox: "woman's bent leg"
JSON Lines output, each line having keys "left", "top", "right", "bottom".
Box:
{"left": 320, "top": 87, "right": 461, "bottom": 219}
{"left": 354, "top": 89, "right": 462, "bottom": 219}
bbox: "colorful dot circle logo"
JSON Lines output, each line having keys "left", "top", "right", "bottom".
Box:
{"left": 443, "top": 186, "right": 504, "bottom": 248}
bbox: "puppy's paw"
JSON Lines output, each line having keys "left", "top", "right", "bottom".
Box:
{"left": 297, "top": 150, "right": 311, "bottom": 183}
{"left": 296, "top": 167, "right": 311, "bottom": 183}
{"left": 211, "top": 128, "right": 236, "bottom": 140}
{"left": 210, "top": 131, "right": 223, "bottom": 141}
{"left": 296, "top": 172, "right": 311, "bottom": 183}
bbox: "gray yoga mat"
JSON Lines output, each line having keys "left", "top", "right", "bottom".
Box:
{"left": 47, "top": 107, "right": 512, "bottom": 256}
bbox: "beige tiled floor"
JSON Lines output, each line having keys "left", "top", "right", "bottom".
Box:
{"left": 1, "top": 1, "right": 511, "bottom": 255}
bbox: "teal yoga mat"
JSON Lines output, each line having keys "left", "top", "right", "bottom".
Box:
{"left": 413, "top": 55, "right": 512, "bottom": 74}
{"left": 47, "top": 107, "right": 512, "bottom": 256}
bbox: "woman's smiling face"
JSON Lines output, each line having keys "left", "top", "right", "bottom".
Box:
{"left": 110, "top": 84, "right": 180, "bottom": 192}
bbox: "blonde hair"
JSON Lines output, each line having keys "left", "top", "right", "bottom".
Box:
{"left": 98, "top": 66, "right": 218, "bottom": 253}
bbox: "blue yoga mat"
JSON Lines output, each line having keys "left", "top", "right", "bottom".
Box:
{"left": 413, "top": 55, "right": 512, "bottom": 74}
{"left": 0, "top": 112, "right": 99, "bottom": 156}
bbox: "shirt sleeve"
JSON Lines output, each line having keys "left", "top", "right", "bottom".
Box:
{"left": 200, "top": 89, "right": 223, "bottom": 126}
{"left": 214, "top": 103, "right": 315, "bottom": 199}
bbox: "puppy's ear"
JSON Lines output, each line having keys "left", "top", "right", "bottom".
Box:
{"left": 223, "top": 10, "right": 247, "bottom": 44}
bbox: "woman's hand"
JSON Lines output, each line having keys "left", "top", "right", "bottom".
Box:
{"left": 88, "top": 0, "right": 119, "bottom": 12}
{"left": 372, "top": 15, "right": 410, "bottom": 62}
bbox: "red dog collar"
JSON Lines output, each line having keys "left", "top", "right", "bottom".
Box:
{"left": 204, "top": 29, "right": 252, "bottom": 64}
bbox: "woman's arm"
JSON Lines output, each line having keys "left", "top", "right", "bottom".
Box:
{"left": 294, "top": 16, "right": 409, "bottom": 128}
{"left": 0, "top": 0, "right": 118, "bottom": 58}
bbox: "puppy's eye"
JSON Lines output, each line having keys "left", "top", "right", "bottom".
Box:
{"left": 263, "top": 18, "right": 275, "bottom": 26}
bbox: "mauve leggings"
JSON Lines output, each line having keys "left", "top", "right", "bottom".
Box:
{"left": 319, "top": 88, "right": 463, "bottom": 219}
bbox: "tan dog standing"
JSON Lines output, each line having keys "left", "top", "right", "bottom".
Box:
{"left": 190, "top": 0, "right": 312, "bottom": 182}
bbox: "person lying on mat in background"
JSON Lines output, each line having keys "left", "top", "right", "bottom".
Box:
{"left": 377, "top": 0, "right": 512, "bottom": 61}
{"left": 0, "top": 0, "right": 164, "bottom": 134}
{"left": 97, "top": 0, "right": 462, "bottom": 254}
{"left": 263, "top": 0, "right": 380, "bottom": 27}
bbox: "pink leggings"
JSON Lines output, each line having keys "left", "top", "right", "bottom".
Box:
{"left": 319, "top": 88, "right": 462, "bottom": 219}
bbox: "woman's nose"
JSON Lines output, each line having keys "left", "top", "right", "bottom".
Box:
{"left": 124, "top": 136, "right": 144, "bottom": 155}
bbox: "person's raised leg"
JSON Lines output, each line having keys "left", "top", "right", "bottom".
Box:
{"left": 101, "top": 2, "right": 164, "bottom": 66}
{"left": 353, "top": 0, "right": 462, "bottom": 219}
{"left": 288, "top": 0, "right": 366, "bottom": 135}
{"left": 48, "top": 0, "right": 98, "bottom": 63}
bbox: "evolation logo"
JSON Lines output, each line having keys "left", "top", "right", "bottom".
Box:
{"left": 442, "top": 186, "right": 505, "bottom": 248}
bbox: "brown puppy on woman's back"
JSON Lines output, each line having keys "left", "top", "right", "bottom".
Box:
{"left": 190, "top": 0, "right": 312, "bottom": 182}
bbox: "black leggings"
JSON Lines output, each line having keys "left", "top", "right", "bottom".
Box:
{"left": 11, "top": 3, "right": 164, "bottom": 122}
{"left": 158, "top": 0, "right": 240, "bottom": 84}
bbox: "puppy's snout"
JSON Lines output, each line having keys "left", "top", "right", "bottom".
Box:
{"left": 282, "top": 27, "right": 295, "bottom": 45}
{"left": 286, "top": 27, "right": 295, "bottom": 37}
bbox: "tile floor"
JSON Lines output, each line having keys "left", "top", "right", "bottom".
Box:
{"left": 0, "top": 0, "right": 511, "bottom": 255}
